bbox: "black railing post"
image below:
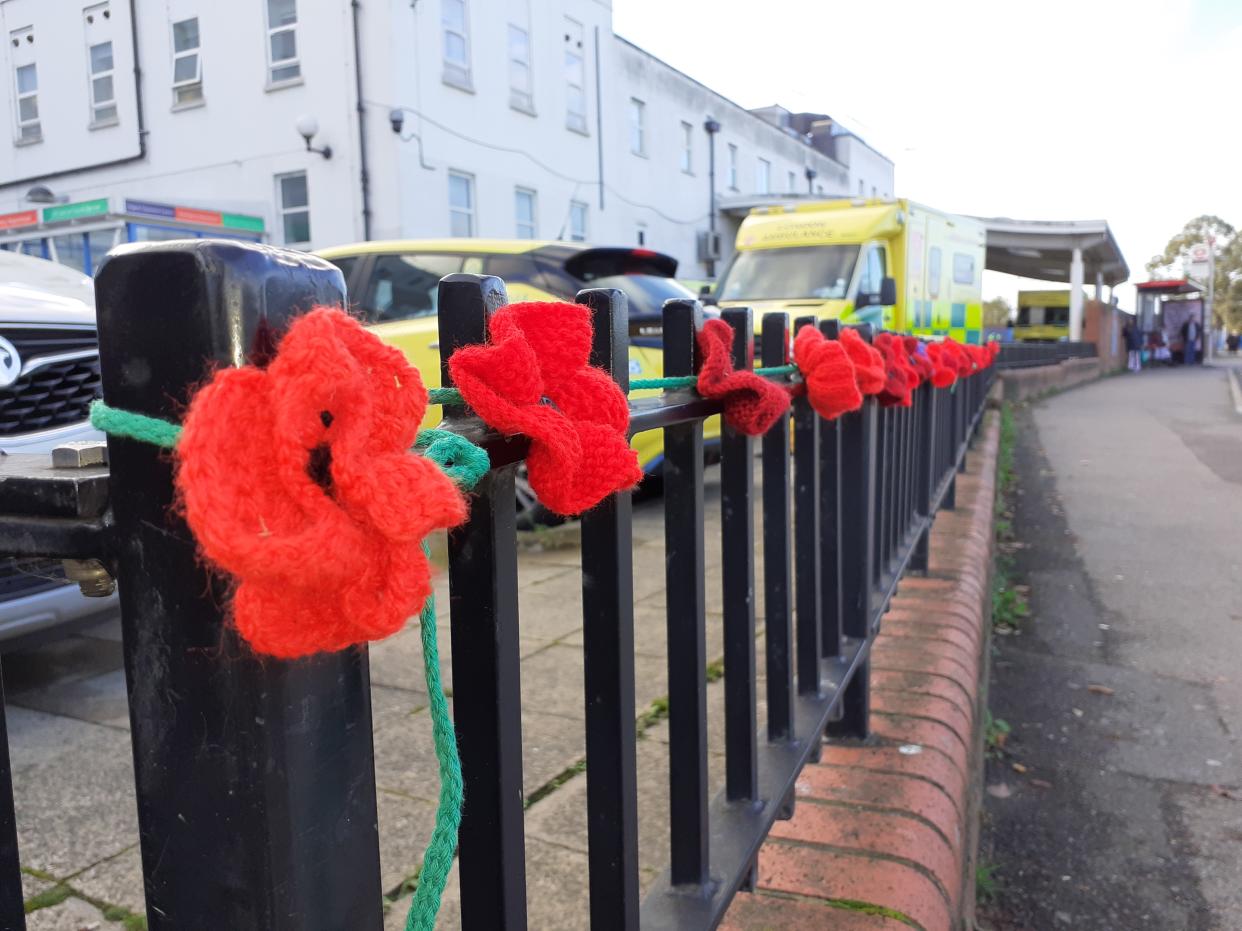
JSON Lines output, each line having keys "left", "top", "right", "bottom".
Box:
{"left": 661, "top": 299, "right": 710, "bottom": 887}
{"left": 818, "top": 320, "right": 844, "bottom": 660}
{"left": 94, "top": 241, "right": 383, "bottom": 930}
{"left": 911, "top": 381, "right": 937, "bottom": 572}
{"left": 578, "top": 287, "right": 641, "bottom": 931}
{"left": 832, "top": 324, "right": 876, "bottom": 740}
{"left": 761, "top": 314, "right": 794, "bottom": 743}
{"left": 791, "top": 316, "right": 822, "bottom": 701}
{"left": 437, "top": 273, "right": 529, "bottom": 931}
{"left": 0, "top": 667, "right": 24, "bottom": 931}
{"left": 720, "top": 308, "right": 759, "bottom": 805}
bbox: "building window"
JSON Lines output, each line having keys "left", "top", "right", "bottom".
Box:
{"left": 637, "top": 226, "right": 646, "bottom": 246}
{"left": 265, "top": 0, "right": 300, "bottom": 85}
{"left": 515, "top": 187, "right": 537, "bottom": 239}
{"left": 568, "top": 200, "right": 587, "bottom": 242}
{"left": 680, "top": 121, "right": 693, "bottom": 173}
{"left": 171, "top": 18, "right": 202, "bottom": 106}
{"left": 871, "top": 185, "right": 877, "bottom": 198}
{"left": 756, "top": 158, "right": 771, "bottom": 194}
{"left": 952, "top": 252, "right": 976, "bottom": 285}
{"left": 448, "top": 171, "right": 474, "bottom": 237}
{"left": 788, "top": 170, "right": 797, "bottom": 193}
{"left": 629, "top": 98, "right": 645, "bottom": 156}
{"left": 564, "top": 17, "right": 586, "bottom": 133}
{"left": 87, "top": 41, "right": 117, "bottom": 124}
{"left": 727, "top": 144, "right": 738, "bottom": 189}
{"left": 858, "top": 179, "right": 864, "bottom": 196}
{"left": 13, "top": 60, "right": 39, "bottom": 142}
{"left": 508, "top": 24, "right": 533, "bottom": 113}
{"left": 276, "top": 171, "right": 310, "bottom": 245}
{"left": 442, "top": 0, "right": 471, "bottom": 89}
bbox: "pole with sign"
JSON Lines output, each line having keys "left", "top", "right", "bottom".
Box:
{"left": 1187, "top": 241, "right": 1213, "bottom": 362}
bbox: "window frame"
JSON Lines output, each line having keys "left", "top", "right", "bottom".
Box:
{"left": 952, "top": 252, "right": 976, "bottom": 286}
{"left": 787, "top": 170, "right": 797, "bottom": 193}
{"left": 564, "top": 16, "right": 586, "bottom": 134}
{"left": 727, "top": 143, "right": 738, "bottom": 190}
{"left": 447, "top": 170, "right": 475, "bottom": 238}
{"left": 264, "top": 0, "right": 301, "bottom": 87}
{"left": 87, "top": 40, "right": 118, "bottom": 126}
{"left": 514, "top": 187, "right": 537, "bottom": 240}
{"left": 441, "top": 0, "right": 472, "bottom": 91}
{"left": 629, "top": 97, "right": 645, "bottom": 156}
{"left": 12, "top": 54, "right": 40, "bottom": 143}
{"left": 507, "top": 22, "right": 533, "bottom": 114}
{"left": 171, "top": 17, "right": 203, "bottom": 108}
{"left": 756, "top": 158, "right": 771, "bottom": 195}
{"left": 680, "top": 121, "right": 693, "bottom": 174}
{"left": 275, "top": 170, "right": 311, "bottom": 246}
{"left": 568, "top": 200, "right": 588, "bottom": 243}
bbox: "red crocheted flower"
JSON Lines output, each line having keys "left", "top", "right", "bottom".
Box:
{"left": 903, "top": 336, "right": 935, "bottom": 386}
{"left": 874, "top": 332, "right": 918, "bottom": 408}
{"left": 924, "top": 342, "right": 959, "bottom": 388}
{"left": 838, "top": 327, "right": 887, "bottom": 395}
{"left": 695, "top": 318, "right": 791, "bottom": 436}
{"left": 448, "top": 301, "right": 641, "bottom": 516}
{"left": 176, "top": 307, "right": 468, "bottom": 659}
{"left": 941, "top": 338, "right": 973, "bottom": 378}
{"left": 794, "top": 325, "right": 862, "bottom": 420}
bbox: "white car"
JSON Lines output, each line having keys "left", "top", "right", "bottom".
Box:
{"left": 0, "top": 250, "right": 118, "bottom": 646}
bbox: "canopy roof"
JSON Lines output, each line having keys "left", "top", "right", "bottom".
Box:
{"left": 976, "top": 217, "right": 1129, "bottom": 286}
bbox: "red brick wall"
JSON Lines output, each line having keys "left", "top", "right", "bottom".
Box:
{"left": 1083, "top": 300, "right": 1125, "bottom": 371}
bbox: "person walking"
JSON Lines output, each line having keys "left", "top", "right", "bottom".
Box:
{"left": 1123, "top": 321, "right": 1143, "bottom": 373}
{"left": 1182, "top": 316, "right": 1201, "bottom": 365}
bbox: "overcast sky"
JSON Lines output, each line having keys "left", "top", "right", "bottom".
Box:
{"left": 614, "top": 0, "right": 1239, "bottom": 309}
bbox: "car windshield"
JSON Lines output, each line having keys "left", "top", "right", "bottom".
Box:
{"left": 588, "top": 274, "right": 694, "bottom": 318}
{"left": 717, "top": 245, "right": 859, "bottom": 302}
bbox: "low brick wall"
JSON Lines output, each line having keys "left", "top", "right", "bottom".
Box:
{"left": 722, "top": 409, "right": 999, "bottom": 931}
{"left": 999, "top": 357, "right": 1100, "bottom": 402}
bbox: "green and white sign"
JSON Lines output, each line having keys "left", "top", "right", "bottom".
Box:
{"left": 42, "top": 198, "right": 110, "bottom": 223}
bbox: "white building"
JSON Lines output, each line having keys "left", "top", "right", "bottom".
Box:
{"left": 0, "top": 0, "right": 893, "bottom": 279}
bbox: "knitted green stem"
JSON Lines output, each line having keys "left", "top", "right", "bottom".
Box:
{"left": 406, "top": 539, "right": 463, "bottom": 931}
{"left": 90, "top": 400, "right": 182, "bottom": 448}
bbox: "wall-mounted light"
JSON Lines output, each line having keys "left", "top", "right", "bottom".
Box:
{"left": 24, "top": 184, "right": 66, "bottom": 204}
{"left": 295, "top": 115, "right": 333, "bottom": 160}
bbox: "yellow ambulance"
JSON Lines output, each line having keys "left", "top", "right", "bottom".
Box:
{"left": 712, "top": 198, "right": 987, "bottom": 344}
{"left": 1013, "top": 290, "right": 1074, "bottom": 342}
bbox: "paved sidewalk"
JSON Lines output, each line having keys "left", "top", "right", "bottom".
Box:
{"left": 980, "top": 365, "right": 1242, "bottom": 929}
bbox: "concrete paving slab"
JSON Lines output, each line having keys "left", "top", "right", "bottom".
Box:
{"left": 6, "top": 668, "right": 130, "bottom": 731}
{"left": 22, "top": 869, "right": 55, "bottom": 903}
{"left": 376, "top": 788, "right": 436, "bottom": 894}
{"left": 69, "top": 846, "right": 144, "bottom": 915}
{"left": 24, "top": 893, "right": 105, "bottom": 931}
{"left": 7, "top": 706, "right": 138, "bottom": 880}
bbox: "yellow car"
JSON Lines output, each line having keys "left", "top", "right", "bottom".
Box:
{"left": 316, "top": 239, "right": 719, "bottom": 523}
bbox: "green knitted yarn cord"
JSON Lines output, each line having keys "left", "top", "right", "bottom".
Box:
{"left": 88, "top": 399, "right": 482, "bottom": 931}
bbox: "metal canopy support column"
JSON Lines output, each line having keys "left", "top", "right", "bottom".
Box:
{"left": 1069, "top": 246, "right": 1085, "bottom": 341}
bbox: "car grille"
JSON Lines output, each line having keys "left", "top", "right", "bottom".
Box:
{"left": 0, "top": 327, "right": 101, "bottom": 439}
{"left": 0, "top": 558, "right": 68, "bottom": 599}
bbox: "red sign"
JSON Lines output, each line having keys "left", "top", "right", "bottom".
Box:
{"left": 174, "top": 206, "right": 223, "bottom": 226}
{"left": 0, "top": 210, "right": 37, "bottom": 231}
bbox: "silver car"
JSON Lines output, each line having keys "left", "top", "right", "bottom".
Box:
{"left": 0, "top": 250, "right": 118, "bottom": 647}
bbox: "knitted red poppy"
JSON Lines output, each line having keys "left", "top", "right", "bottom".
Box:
{"left": 793, "top": 325, "right": 862, "bottom": 420}
{"left": 903, "top": 336, "right": 935, "bottom": 386}
{"left": 874, "top": 332, "right": 918, "bottom": 408}
{"left": 694, "top": 318, "right": 791, "bottom": 436}
{"left": 448, "top": 301, "right": 641, "bottom": 516}
{"left": 175, "top": 307, "right": 467, "bottom": 659}
{"left": 838, "top": 327, "right": 887, "bottom": 395}
{"left": 942, "top": 338, "right": 974, "bottom": 378}
{"left": 924, "top": 343, "right": 959, "bottom": 388}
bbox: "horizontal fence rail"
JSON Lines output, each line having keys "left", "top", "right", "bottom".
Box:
{"left": 995, "top": 340, "right": 1097, "bottom": 369}
{"left": 0, "top": 242, "right": 994, "bottom": 931}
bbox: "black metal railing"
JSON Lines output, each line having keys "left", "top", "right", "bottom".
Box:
{"left": 0, "top": 242, "right": 993, "bottom": 931}
{"left": 995, "top": 341, "right": 1097, "bottom": 369}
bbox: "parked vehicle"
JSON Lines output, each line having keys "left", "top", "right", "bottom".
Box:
{"left": 1013, "top": 289, "right": 1078, "bottom": 342}
{"left": 711, "top": 198, "right": 988, "bottom": 344}
{"left": 317, "top": 239, "right": 721, "bottom": 523}
{"left": 0, "top": 251, "right": 118, "bottom": 646}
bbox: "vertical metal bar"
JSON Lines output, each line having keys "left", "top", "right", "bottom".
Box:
{"left": 578, "top": 288, "right": 640, "bottom": 931}
{"left": 873, "top": 406, "right": 889, "bottom": 587}
{"left": 792, "top": 315, "right": 821, "bottom": 696}
{"left": 818, "top": 320, "right": 843, "bottom": 659}
{"left": 911, "top": 383, "right": 937, "bottom": 572}
{"left": 761, "top": 313, "right": 794, "bottom": 742}
{"left": 95, "top": 242, "right": 383, "bottom": 930}
{"left": 720, "top": 307, "right": 758, "bottom": 803}
{"left": 662, "top": 299, "right": 710, "bottom": 887}
{"left": 438, "top": 273, "right": 529, "bottom": 931}
{"left": 0, "top": 666, "right": 26, "bottom": 931}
